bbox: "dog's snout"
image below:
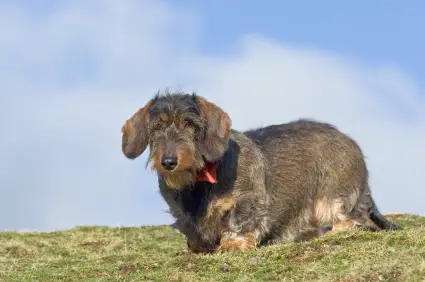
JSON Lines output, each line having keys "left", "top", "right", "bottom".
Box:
{"left": 161, "top": 156, "right": 178, "bottom": 171}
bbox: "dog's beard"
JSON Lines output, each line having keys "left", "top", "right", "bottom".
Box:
{"left": 147, "top": 158, "right": 197, "bottom": 189}
{"left": 159, "top": 169, "right": 197, "bottom": 189}
{"left": 152, "top": 166, "right": 197, "bottom": 189}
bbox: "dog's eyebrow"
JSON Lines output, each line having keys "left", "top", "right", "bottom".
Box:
{"left": 148, "top": 103, "right": 171, "bottom": 117}
{"left": 150, "top": 112, "right": 169, "bottom": 122}
{"left": 180, "top": 106, "right": 200, "bottom": 115}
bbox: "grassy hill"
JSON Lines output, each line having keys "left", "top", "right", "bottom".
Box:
{"left": 0, "top": 214, "right": 424, "bottom": 282}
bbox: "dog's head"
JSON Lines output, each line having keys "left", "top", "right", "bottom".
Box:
{"left": 121, "top": 92, "right": 231, "bottom": 189}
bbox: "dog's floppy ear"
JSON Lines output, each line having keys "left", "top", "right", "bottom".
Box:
{"left": 121, "top": 100, "right": 153, "bottom": 159}
{"left": 196, "top": 96, "right": 232, "bottom": 161}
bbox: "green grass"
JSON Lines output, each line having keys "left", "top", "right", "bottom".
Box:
{"left": 1, "top": 214, "right": 424, "bottom": 282}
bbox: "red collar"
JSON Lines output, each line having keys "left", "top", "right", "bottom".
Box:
{"left": 195, "top": 160, "right": 217, "bottom": 184}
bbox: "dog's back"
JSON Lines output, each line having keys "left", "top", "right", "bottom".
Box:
{"left": 244, "top": 119, "right": 364, "bottom": 187}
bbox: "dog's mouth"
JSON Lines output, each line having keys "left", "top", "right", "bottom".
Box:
{"left": 148, "top": 157, "right": 218, "bottom": 188}
{"left": 156, "top": 168, "right": 197, "bottom": 189}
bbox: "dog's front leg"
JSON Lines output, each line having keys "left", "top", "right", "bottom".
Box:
{"left": 174, "top": 220, "right": 218, "bottom": 254}
{"left": 216, "top": 231, "right": 257, "bottom": 252}
{"left": 186, "top": 236, "right": 217, "bottom": 254}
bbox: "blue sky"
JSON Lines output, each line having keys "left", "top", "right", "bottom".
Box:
{"left": 1, "top": 1, "right": 424, "bottom": 231}
{"left": 174, "top": 1, "right": 425, "bottom": 84}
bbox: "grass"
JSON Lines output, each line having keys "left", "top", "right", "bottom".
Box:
{"left": 0, "top": 214, "right": 424, "bottom": 282}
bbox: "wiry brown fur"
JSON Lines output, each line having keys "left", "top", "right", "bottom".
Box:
{"left": 121, "top": 91, "right": 401, "bottom": 253}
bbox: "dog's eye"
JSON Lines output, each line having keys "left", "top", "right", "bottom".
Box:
{"left": 152, "top": 122, "right": 163, "bottom": 130}
{"left": 184, "top": 120, "right": 193, "bottom": 128}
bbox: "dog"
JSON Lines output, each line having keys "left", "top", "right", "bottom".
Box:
{"left": 121, "top": 91, "right": 401, "bottom": 253}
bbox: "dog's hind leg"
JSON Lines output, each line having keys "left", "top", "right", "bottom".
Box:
{"left": 325, "top": 218, "right": 378, "bottom": 236}
{"left": 323, "top": 183, "right": 401, "bottom": 236}
{"left": 314, "top": 192, "right": 374, "bottom": 236}
{"left": 345, "top": 183, "right": 401, "bottom": 232}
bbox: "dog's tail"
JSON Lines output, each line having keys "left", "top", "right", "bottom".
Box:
{"left": 368, "top": 197, "right": 402, "bottom": 231}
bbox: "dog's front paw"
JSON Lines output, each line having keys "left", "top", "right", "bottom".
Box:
{"left": 217, "top": 233, "right": 257, "bottom": 252}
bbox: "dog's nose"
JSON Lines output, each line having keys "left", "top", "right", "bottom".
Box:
{"left": 161, "top": 156, "right": 178, "bottom": 171}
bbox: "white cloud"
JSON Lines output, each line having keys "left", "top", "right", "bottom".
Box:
{"left": 1, "top": 1, "right": 423, "bottom": 231}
